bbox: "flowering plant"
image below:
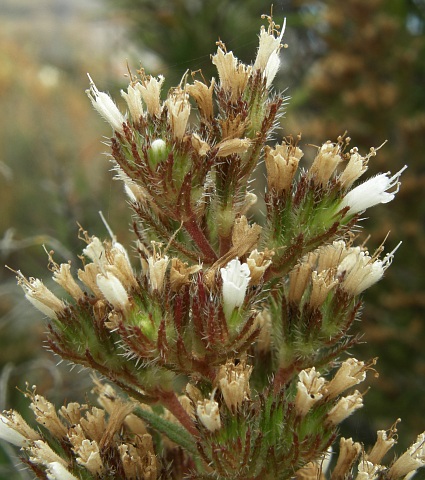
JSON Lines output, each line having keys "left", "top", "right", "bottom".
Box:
{"left": 0, "top": 12, "right": 420, "bottom": 480}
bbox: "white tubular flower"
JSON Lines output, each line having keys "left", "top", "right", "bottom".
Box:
{"left": 196, "top": 399, "right": 221, "bottom": 432}
{"left": 46, "top": 462, "right": 79, "bottom": 480}
{"left": 121, "top": 83, "right": 144, "bottom": 123}
{"left": 96, "top": 273, "right": 130, "bottom": 311}
{"left": 388, "top": 433, "right": 425, "bottom": 479}
{"left": 86, "top": 75, "right": 125, "bottom": 133}
{"left": 220, "top": 258, "right": 251, "bottom": 319}
{"left": 340, "top": 165, "right": 407, "bottom": 214}
{"left": 253, "top": 19, "right": 286, "bottom": 88}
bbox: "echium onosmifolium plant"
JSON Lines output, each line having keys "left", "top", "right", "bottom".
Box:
{"left": 1, "top": 12, "right": 420, "bottom": 480}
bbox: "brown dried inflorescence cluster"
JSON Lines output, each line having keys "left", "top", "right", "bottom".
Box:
{"left": 1, "top": 12, "right": 419, "bottom": 480}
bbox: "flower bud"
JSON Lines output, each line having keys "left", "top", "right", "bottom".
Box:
{"left": 148, "top": 138, "right": 168, "bottom": 166}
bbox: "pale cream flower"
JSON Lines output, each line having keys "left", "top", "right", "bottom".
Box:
{"left": 325, "top": 358, "right": 367, "bottom": 399}
{"left": 187, "top": 79, "right": 215, "bottom": 119}
{"left": 137, "top": 75, "right": 164, "bottom": 117}
{"left": 29, "top": 440, "right": 67, "bottom": 467}
{"left": 196, "top": 398, "right": 221, "bottom": 432}
{"left": 121, "top": 83, "right": 144, "bottom": 123}
{"left": 309, "top": 141, "right": 343, "bottom": 185}
{"left": 388, "top": 433, "right": 425, "bottom": 479}
{"left": 295, "top": 367, "right": 326, "bottom": 416}
{"left": 0, "top": 411, "right": 40, "bottom": 447}
{"left": 253, "top": 19, "right": 286, "bottom": 88}
{"left": 16, "top": 273, "right": 65, "bottom": 320}
{"left": 339, "top": 148, "right": 368, "bottom": 189}
{"left": 265, "top": 143, "right": 302, "bottom": 193}
{"left": 355, "top": 456, "right": 383, "bottom": 480}
{"left": 86, "top": 75, "right": 125, "bottom": 133}
{"left": 211, "top": 47, "right": 252, "bottom": 102}
{"left": 166, "top": 89, "right": 191, "bottom": 140}
{"left": 148, "top": 253, "right": 170, "bottom": 293}
{"left": 327, "top": 391, "right": 363, "bottom": 425}
{"left": 310, "top": 269, "right": 338, "bottom": 308}
{"left": 216, "top": 361, "right": 252, "bottom": 412}
{"left": 332, "top": 437, "right": 361, "bottom": 480}
{"left": 337, "top": 243, "right": 401, "bottom": 296}
{"left": 75, "top": 439, "right": 104, "bottom": 475}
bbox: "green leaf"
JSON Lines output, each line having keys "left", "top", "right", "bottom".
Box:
{"left": 133, "top": 406, "right": 199, "bottom": 457}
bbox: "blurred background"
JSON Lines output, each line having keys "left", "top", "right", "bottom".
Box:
{"left": 0, "top": 0, "right": 424, "bottom": 477}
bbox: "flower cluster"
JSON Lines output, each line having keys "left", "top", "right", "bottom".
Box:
{"left": 2, "top": 12, "right": 420, "bottom": 480}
